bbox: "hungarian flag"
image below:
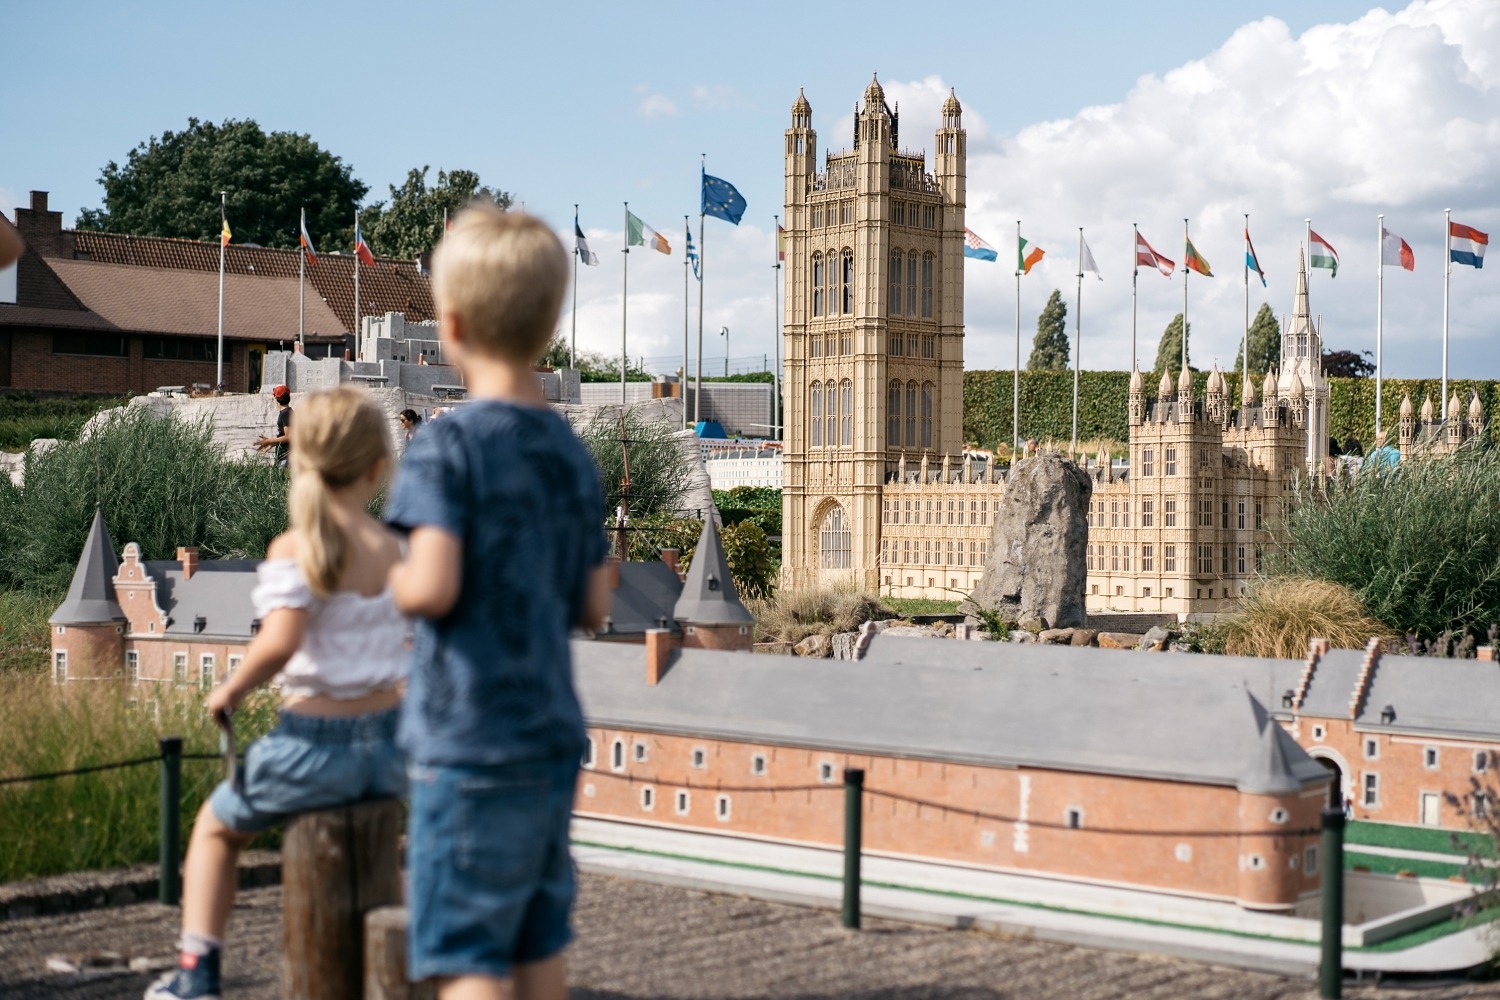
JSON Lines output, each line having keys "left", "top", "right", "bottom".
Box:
{"left": 1381, "top": 228, "right": 1414, "bottom": 271}
{"left": 353, "top": 219, "right": 375, "bottom": 266}
{"left": 1449, "top": 221, "right": 1488, "bottom": 269}
{"left": 627, "top": 211, "right": 671, "bottom": 254}
{"left": 1309, "top": 230, "right": 1338, "bottom": 277}
{"left": 299, "top": 209, "right": 317, "bottom": 266}
{"left": 1184, "top": 237, "right": 1213, "bottom": 277}
{"left": 1018, "top": 236, "right": 1045, "bottom": 275}
{"left": 1136, "top": 232, "right": 1174, "bottom": 277}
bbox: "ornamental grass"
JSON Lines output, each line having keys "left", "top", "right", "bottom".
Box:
{"left": 1219, "top": 577, "right": 1389, "bottom": 659}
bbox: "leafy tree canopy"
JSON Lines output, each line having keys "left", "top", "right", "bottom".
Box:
{"left": 1233, "top": 304, "right": 1281, "bottom": 377}
{"left": 538, "top": 336, "right": 652, "bottom": 382}
{"left": 363, "top": 167, "right": 512, "bottom": 260}
{"left": 1151, "top": 313, "right": 1191, "bottom": 380}
{"left": 1322, "top": 348, "right": 1376, "bottom": 378}
{"left": 76, "top": 118, "right": 367, "bottom": 251}
{"left": 1027, "top": 290, "right": 1070, "bottom": 371}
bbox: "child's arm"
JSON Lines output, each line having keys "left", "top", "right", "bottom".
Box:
{"left": 390, "top": 526, "right": 463, "bottom": 619}
{"left": 206, "top": 533, "right": 306, "bottom": 715}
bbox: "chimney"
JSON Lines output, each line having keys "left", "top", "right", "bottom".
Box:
{"left": 660, "top": 547, "right": 681, "bottom": 579}
{"left": 645, "top": 628, "right": 673, "bottom": 685}
{"left": 14, "top": 190, "right": 64, "bottom": 259}
{"left": 177, "top": 546, "right": 199, "bottom": 580}
{"left": 605, "top": 555, "right": 621, "bottom": 590}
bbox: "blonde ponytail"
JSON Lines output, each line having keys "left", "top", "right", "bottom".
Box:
{"left": 286, "top": 387, "right": 393, "bottom": 597}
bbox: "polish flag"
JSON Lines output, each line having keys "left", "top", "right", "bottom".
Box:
{"left": 1136, "top": 232, "right": 1174, "bottom": 277}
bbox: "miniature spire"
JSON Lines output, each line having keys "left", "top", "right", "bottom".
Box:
{"left": 1237, "top": 691, "right": 1306, "bottom": 796}
{"left": 1129, "top": 364, "right": 1144, "bottom": 393}
{"left": 673, "top": 517, "right": 754, "bottom": 627}
{"left": 1157, "top": 369, "right": 1174, "bottom": 399}
{"left": 942, "top": 87, "right": 962, "bottom": 116}
{"left": 1262, "top": 367, "right": 1277, "bottom": 401}
{"left": 865, "top": 72, "right": 884, "bottom": 105}
{"left": 1288, "top": 369, "right": 1305, "bottom": 399}
{"left": 1399, "top": 393, "right": 1414, "bottom": 419}
{"left": 791, "top": 87, "right": 811, "bottom": 115}
{"left": 1420, "top": 395, "right": 1435, "bottom": 423}
{"left": 1242, "top": 376, "right": 1257, "bottom": 407}
{"left": 1448, "top": 391, "right": 1462, "bottom": 417}
{"left": 50, "top": 508, "right": 126, "bottom": 626}
{"left": 1470, "top": 392, "right": 1485, "bottom": 420}
{"left": 1177, "top": 366, "right": 1193, "bottom": 393}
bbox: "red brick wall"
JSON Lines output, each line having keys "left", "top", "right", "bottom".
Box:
{"left": 6, "top": 328, "right": 246, "bottom": 394}
{"left": 577, "top": 727, "right": 1320, "bottom": 907}
{"left": 51, "top": 623, "right": 124, "bottom": 680}
{"left": 681, "top": 624, "right": 755, "bottom": 652}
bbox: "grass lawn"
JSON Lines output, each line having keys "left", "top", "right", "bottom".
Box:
{"left": 884, "top": 597, "right": 963, "bottom": 617}
{"left": 1346, "top": 820, "right": 1491, "bottom": 858}
{"left": 0, "top": 588, "right": 59, "bottom": 674}
{"left": 1345, "top": 850, "right": 1476, "bottom": 883}
{"left": 0, "top": 394, "right": 126, "bottom": 451}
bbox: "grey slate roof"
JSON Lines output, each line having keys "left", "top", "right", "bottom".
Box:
{"left": 1358, "top": 654, "right": 1500, "bottom": 740}
{"left": 50, "top": 509, "right": 126, "bottom": 625}
{"left": 573, "top": 635, "right": 1330, "bottom": 792}
{"left": 1296, "top": 649, "right": 1364, "bottom": 718}
{"left": 145, "top": 560, "right": 260, "bottom": 641}
{"left": 672, "top": 517, "right": 754, "bottom": 626}
{"left": 605, "top": 561, "right": 684, "bottom": 637}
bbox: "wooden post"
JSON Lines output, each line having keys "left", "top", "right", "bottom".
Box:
{"left": 365, "top": 907, "right": 437, "bottom": 1000}
{"left": 282, "top": 799, "right": 403, "bottom": 1000}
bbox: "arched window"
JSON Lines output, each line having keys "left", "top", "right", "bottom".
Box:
{"left": 826, "top": 249, "right": 838, "bottom": 316}
{"left": 886, "top": 380, "right": 901, "bottom": 448}
{"left": 905, "top": 380, "right": 918, "bottom": 447}
{"left": 906, "top": 250, "right": 918, "bottom": 317}
{"left": 819, "top": 505, "right": 852, "bottom": 569}
{"left": 920, "top": 381, "right": 934, "bottom": 449}
{"left": 840, "top": 379, "right": 853, "bottom": 445}
{"left": 811, "top": 253, "right": 824, "bottom": 318}
{"left": 841, "top": 249, "right": 855, "bottom": 315}
{"left": 809, "top": 381, "right": 822, "bottom": 447}
{"left": 826, "top": 376, "right": 838, "bottom": 443}
{"left": 921, "top": 252, "right": 935, "bottom": 318}
{"left": 888, "top": 249, "right": 902, "bottom": 315}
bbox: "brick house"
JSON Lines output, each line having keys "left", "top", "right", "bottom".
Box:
{"left": 1, "top": 191, "right": 434, "bottom": 395}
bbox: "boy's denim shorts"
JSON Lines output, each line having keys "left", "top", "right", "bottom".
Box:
{"left": 208, "top": 708, "right": 405, "bottom": 834}
{"left": 406, "top": 757, "right": 580, "bottom": 982}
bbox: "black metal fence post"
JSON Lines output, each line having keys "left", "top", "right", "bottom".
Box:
{"left": 1319, "top": 807, "right": 1345, "bottom": 999}
{"left": 842, "top": 768, "right": 864, "bottom": 930}
{"left": 159, "top": 736, "right": 183, "bottom": 906}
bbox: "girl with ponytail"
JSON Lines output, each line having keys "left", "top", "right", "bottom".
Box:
{"left": 148, "top": 387, "right": 410, "bottom": 1000}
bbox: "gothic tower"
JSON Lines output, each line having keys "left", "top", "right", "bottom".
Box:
{"left": 782, "top": 78, "right": 968, "bottom": 590}
{"left": 1277, "top": 250, "right": 1330, "bottom": 471}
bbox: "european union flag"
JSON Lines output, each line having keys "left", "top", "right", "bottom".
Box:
{"left": 701, "top": 171, "right": 746, "bottom": 225}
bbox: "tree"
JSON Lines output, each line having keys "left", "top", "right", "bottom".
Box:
{"left": 1233, "top": 304, "right": 1281, "bottom": 377}
{"left": 1151, "top": 314, "right": 1191, "bottom": 380}
{"left": 577, "top": 410, "right": 694, "bottom": 522}
{"left": 1322, "top": 348, "right": 1376, "bottom": 378}
{"left": 537, "top": 336, "right": 652, "bottom": 382}
{"left": 1026, "top": 290, "right": 1070, "bottom": 370}
{"left": 362, "top": 167, "right": 513, "bottom": 260}
{"left": 76, "top": 119, "right": 367, "bottom": 251}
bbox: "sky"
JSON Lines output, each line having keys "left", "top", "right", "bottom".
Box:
{"left": 4, "top": 0, "right": 1497, "bottom": 382}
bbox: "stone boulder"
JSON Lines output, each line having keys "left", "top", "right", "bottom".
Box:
{"left": 1039, "top": 628, "right": 1074, "bottom": 645}
{"left": 1139, "top": 625, "right": 1175, "bottom": 652}
{"left": 1097, "top": 631, "right": 1144, "bottom": 650}
{"left": 794, "top": 633, "right": 832, "bottom": 658}
{"left": 970, "top": 454, "right": 1092, "bottom": 630}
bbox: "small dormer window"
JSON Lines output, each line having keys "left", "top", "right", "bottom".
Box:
{"left": 194, "top": 615, "right": 207, "bottom": 634}
{"left": 708, "top": 575, "right": 720, "bottom": 592}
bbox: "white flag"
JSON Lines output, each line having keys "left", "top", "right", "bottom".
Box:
{"left": 1080, "top": 237, "right": 1102, "bottom": 280}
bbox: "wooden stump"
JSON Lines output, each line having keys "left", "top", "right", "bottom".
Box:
{"left": 365, "top": 907, "right": 437, "bottom": 1000}
{"left": 282, "top": 799, "right": 403, "bottom": 1000}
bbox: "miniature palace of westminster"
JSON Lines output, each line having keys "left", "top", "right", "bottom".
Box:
{"left": 778, "top": 77, "right": 1486, "bottom": 616}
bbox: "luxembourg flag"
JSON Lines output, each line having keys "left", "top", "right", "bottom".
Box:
{"left": 963, "top": 228, "right": 997, "bottom": 262}
{"left": 299, "top": 208, "right": 317, "bottom": 266}
{"left": 1449, "top": 221, "right": 1488, "bottom": 269}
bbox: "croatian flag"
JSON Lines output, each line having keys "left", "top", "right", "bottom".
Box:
{"left": 353, "top": 219, "right": 375, "bottom": 267}
{"left": 1449, "top": 221, "right": 1488, "bottom": 269}
{"left": 963, "top": 228, "right": 998, "bottom": 262}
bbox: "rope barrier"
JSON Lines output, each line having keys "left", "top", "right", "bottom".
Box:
{"left": 0, "top": 750, "right": 219, "bottom": 787}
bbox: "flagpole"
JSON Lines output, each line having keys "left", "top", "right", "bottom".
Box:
{"left": 1243, "top": 214, "right": 1250, "bottom": 386}
{"left": 683, "top": 215, "right": 690, "bottom": 430}
{"left": 773, "top": 213, "right": 782, "bottom": 441}
{"left": 1376, "top": 213, "right": 1384, "bottom": 437}
{"left": 298, "top": 207, "right": 306, "bottom": 349}
{"left": 353, "top": 209, "right": 362, "bottom": 354}
{"left": 572, "top": 204, "right": 580, "bottom": 371}
{"left": 216, "top": 192, "right": 226, "bottom": 391}
{"left": 622, "top": 202, "right": 630, "bottom": 407}
{"left": 1181, "top": 219, "right": 1189, "bottom": 374}
{"left": 1014, "top": 220, "right": 1021, "bottom": 455}
{"left": 1442, "top": 207, "right": 1451, "bottom": 420}
{"left": 1131, "top": 223, "right": 1139, "bottom": 370}
{"left": 696, "top": 154, "right": 706, "bottom": 427}
{"left": 1073, "top": 227, "right": 1082, "bottom": 451}
{"left": 1304, "top": 217, "right": 1315, "bottom": 470}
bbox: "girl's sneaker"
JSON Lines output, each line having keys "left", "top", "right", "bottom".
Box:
{"left": 144, "top": 949, "right": 220, "bottom": 1000}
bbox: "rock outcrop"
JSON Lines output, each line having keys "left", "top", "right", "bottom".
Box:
{"left": 969, "top": 454, "right": 1091, "bottom": 630}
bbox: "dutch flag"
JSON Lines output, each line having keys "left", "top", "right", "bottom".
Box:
{"left": 1449, "top": 221, "right": 1488, "bottom": 269}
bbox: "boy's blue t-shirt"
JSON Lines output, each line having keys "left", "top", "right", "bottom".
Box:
{"left": 386, "top": 400, "right": 607, "bottom": 766}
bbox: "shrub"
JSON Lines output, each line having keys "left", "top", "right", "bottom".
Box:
{"left": 0, "top": 393, "right": 126, "bottom": 451}
{"left": 578, "top": 409, "right": 694, "bottom": 521}
{"left": 626, "top": 514, "right": 777, "bottom": 602}
{"left": 713, "top": 485, "right": 782, "bottom": 537}
{"left": 749, "top": 586, "right": 896, "bottom": 645}
{"left": 0, "top": 406, "right": 289, "bottom": 593}
{"left": 1273, "top": 445, "right": 1500, "bottom": 639}
{"left": 0, "top": 589, "right": 56, "bottom": 674}
{"left": 1220, "top": 578, "right": 1388, "bottom": 658}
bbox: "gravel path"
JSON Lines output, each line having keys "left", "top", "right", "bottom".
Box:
{"left": 2, "top": 874, "right": 1498, "bottom": 999}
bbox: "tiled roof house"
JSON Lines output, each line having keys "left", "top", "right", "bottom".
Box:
{"left": 1, "top": 191, "right": 433, "bottom": 396}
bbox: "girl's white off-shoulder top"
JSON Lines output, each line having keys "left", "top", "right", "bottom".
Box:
{"left": 251, "top": 559, "right": 411, "bottom": 700}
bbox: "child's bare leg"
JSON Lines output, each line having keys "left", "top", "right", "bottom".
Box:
{"left": 435, "top": 960, "right": 564, "bottom": 1000}
{"left": 180, "top": 800, "right": 254, "bottom": 940}
{"left": 436, "top": 975, "right": 507, "bottom": 1000}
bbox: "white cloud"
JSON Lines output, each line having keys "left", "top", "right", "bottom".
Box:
{"left": 690, "top": 84, "right": 746, "bottom": 112}
{"left": 635, "top": 88, "right": 679, "bottom": 120}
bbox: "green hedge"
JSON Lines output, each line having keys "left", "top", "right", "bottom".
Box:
{"left": 962, "top": 371, "right": 1500, "bottom": 453}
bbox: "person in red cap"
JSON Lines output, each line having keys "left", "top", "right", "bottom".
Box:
{"left": 255, "top": 385, "right": 293, "bottom": 466}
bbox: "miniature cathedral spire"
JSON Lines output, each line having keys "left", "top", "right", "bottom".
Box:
{"left": 50, "top": 508, "right": 126, "bottom": 626}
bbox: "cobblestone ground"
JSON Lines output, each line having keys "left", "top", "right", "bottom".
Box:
{"left": 2, "top": 874, "right": 1498, "bottom": 999}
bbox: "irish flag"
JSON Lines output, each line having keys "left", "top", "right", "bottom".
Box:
{"left": 1018, "top": 236, "right": 1045, "bottom": 275}
{"left": 1309, "top": 230, "right": 1338, "bottom": 277}
{"left": 1449, "top": 221, "right": 1488, "bottom": 269}
{"left": 627, "top": 211, "right": 671, "bottom": 255}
